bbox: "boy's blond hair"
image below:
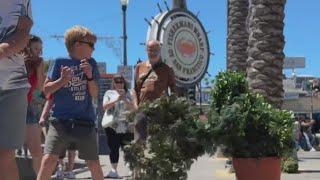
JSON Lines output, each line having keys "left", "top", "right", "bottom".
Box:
{"left": 64, "top": 25, "right": 97, "bottom": 52}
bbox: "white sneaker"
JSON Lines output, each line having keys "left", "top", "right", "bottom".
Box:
{"left": 106, "top": 169, "right": 120, "bottom": 178}
{"left": 64, "top": 171, "right": 75, "bottom": 179}
{"left": 310, "top": 147, "right": 317, "bottom": 152}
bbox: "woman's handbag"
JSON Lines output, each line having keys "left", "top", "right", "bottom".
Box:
{"left": 101, "top": 110, "right": 114, "bottom": 128}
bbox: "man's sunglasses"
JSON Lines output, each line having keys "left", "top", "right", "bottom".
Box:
{"left": 78, "top": 41, "right": 95, "bottom": 49}
{"left": 147, "top": 49, "right": 160, "bottom": 54}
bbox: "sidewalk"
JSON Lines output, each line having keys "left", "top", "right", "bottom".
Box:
{"left": 65, "top": 151, "right": 320, "bottom": 180}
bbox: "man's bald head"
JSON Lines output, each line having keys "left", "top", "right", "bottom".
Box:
{"left": 146, "top": 40, "right": 161, "bottom": 64}
{"left": 147, "top": 40, "right": 161, "bottom": 49}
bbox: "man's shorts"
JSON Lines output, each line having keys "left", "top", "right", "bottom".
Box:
{"left": 44, "top": 118, "right": 98, "bottom": 160}
{"left": 0, "top": 88, "right": 28, "bottom": 149}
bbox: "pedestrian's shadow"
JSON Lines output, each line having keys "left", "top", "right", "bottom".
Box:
{"left": 51, "top": 162, "right": 87, "bottom": 180}
{"left": 73, "top": 175, "right": 130, "bottom": 179}
{"left": 299, "top": 157, "right": 320, "bottom": 160}
{"left": 299, "top": 170, "right": 320, "bottom": 173}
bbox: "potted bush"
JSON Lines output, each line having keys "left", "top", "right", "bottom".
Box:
{"left": 124, "top": 95, "right": 215, "bottom": 180}
{"left": 208, "top": 72, "right": 294, "bottom": 180}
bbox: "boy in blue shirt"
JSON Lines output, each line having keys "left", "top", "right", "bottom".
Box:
{"left": 37, "top": 25, "right": 103, "bottom": 180}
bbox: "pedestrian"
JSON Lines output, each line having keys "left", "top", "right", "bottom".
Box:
{"left": 299, "top": 115, "right": 317, "bottom": 151}
{"left": 23, "top": 34, "right": 45, "bottom": 175}
{"left": 0, "top": 0, "right": 33, "bottom": 179}
{"left": 37, "top": 25, "right": 104, "bottom": 180}
{"left": 131, "top": 39, "right": 176, "bottom": 178}
{"left": 55, "top": 145, "right": 76, "bottom": 179}
{"left": 102, "top": 75, "right": 135, "bottom": 178}
{"left": 132, "top": 40, "right": 176, "bottom": 144}
{"left": 38, "top": 95, "right": 53, "bottom": 135}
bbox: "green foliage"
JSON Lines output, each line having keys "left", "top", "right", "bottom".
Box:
{"left": 124, "top": 95, "right": 215, "bottom": 180}
{"left": 281, "top": 157, "right": 299, "bottom": 173}
{"left": 124, "top": 71, "right": 295, "bottom": 178}
{"left": 210, "top": 71, "right": 248, "bottom": 112}
{"left": 209, "top": 71, "right": 295, "bottom": 158}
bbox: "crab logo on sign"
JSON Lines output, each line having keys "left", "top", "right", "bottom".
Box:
{"left": 147, "top": 10, "right": 210, "bottom": 87}
{"left": 177, "top": 38, "right": 196, "bottom": 58}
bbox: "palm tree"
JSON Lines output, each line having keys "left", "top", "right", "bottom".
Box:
{"left": 227, "top": 0, "right": 249, "bottom": 72}
{"left": 246, "top": 0, "right": 286, "bottom": 108}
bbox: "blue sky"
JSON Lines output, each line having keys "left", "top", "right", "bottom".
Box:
{"left": 31, "top": 0, "right": 320, "bottom": 78}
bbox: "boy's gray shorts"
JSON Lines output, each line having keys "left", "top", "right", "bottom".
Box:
{"left": 44, "top": 119, "right": 99, "bottom": 160}
{"left": 0, "top": 88, "right": 28, "bottom": 149}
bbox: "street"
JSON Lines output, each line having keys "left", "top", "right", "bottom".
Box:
{"left": 65, "top": 150, "right": 320, "bottom": 180}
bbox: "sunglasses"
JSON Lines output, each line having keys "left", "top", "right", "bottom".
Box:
{"left": 78, "top": 41, "right": 95, "bottom": 49}
{"left": 147, "top": 49, "right": 160, "bottom": 54}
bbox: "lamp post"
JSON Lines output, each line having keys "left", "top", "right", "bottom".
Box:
{"left": 120, "top": 0, "right": 129, "bottom": 66}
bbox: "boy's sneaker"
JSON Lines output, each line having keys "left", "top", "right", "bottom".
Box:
{"left": 310, "top": 147, "right": 317, "bottom": 152}
{"left": 106, "top": 169, "right": 120, "bottom": 178}
{"left": 54, "top": 169, "right": 64, "bottom": 180}
{"left": 64, "top": 171, "right": 76, "bottom": 179}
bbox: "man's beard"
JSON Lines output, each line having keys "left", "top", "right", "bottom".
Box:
{"left": 149, "top": 55, "right": 160, "bottom": 62}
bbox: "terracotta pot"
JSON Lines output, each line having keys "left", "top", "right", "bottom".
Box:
{"left": 233, "top": 157, "right": 281, "bottom": 180}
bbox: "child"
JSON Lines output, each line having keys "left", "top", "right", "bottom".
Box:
{"left": 37, "top": 25, "right": 103, "bottom": 180}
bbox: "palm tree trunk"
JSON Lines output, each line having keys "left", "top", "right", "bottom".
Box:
{"left": 246, "top": 0, "right": 286, "bottom": 108}
{"left": 227, "top": 0, "right": 249, "bottom": 72}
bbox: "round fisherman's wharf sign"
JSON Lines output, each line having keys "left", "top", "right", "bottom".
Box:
{"left": 147, "top": 10, "right": 210, "bottom": 87}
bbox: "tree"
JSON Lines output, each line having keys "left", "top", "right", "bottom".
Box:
{"left": 246, "top": 0, "right": 286, "bottom": 108}
{"left": 226, "top": 0, "right": 249, "bottom": 72}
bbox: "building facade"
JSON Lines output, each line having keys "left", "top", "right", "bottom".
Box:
{"left": 283, "top": 75, "right": 320, "bottom": 117}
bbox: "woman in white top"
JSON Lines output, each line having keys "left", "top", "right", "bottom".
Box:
{"left": 102, "top": 75, "right": 135, "bottom": 178}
